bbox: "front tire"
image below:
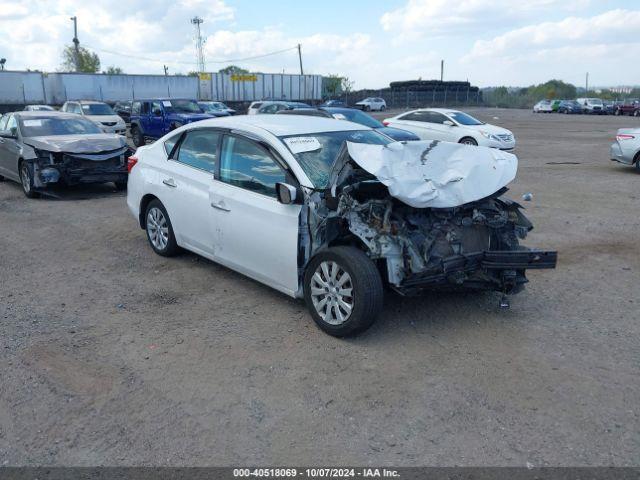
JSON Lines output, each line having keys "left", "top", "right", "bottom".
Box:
{"left": 304, "top": 246, "right": 383, "bottom": 337}
{"left": 145, "top": 200, "right": 179, "bottom": 257}
{"left": 459, "top": 137, "right": 478, "bottom": 146}
{"left": 19, "top": 161, "right": 39, "bottom": 198}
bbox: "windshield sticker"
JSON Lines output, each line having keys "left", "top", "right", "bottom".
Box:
{"left": 162, "top": 100, "right": 172, "bottom": 107}
{"left": 333, "top": 113, "right": 347, "bottom": 120}
{"left": 284, "top": 136, "right": 322, "bottom": 154}
{"left": 23, "top": 119, "right": 43, "bottom": 127}
{"left": 82, "top": 105, "right": 90, "bottom": 110}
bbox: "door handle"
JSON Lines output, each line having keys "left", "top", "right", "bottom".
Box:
{"left": 162, "top": 178, "right": 177, "bottom": 188}
{"left": 210, "top": 201, "right": 231, "bottom": 212}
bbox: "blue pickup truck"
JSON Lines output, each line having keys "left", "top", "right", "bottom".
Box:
{"left": 129, "top": 98, "right": 215, "bottom": 147}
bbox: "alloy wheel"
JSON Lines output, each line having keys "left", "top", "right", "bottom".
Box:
{"left": 147, "top": 207, "right": 169, "bottom": 250}
{"left": 20, "top": 163, "right": 31, "bottom": 194}
{"left": 310, "top": 261, "right": 354, "bottom": 325}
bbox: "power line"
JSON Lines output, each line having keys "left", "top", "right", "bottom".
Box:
{"left": 83, "top": 44, "right": 299, "bottom": 67}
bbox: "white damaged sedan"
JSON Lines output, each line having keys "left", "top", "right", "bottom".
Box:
{"left": 127, "top": 115, "right": 555, "bottom": 336}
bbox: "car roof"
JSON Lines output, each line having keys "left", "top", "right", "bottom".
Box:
{"left": 68, "top": 100, "right": 107, "bottom": 104}
{"left": 406, "top": 108, "right": 461, "bottom": 114}
{"left": 320, "top": 107, "right": 361, "bottom": 113}
{"left": 14, "top": 111, "right": 78, "bottom": 118}
{"left": 191, "top": 114, "right": 370, "bottom": 136}
{"left": 135, "top": 98, "right": 196, "bottom": 102}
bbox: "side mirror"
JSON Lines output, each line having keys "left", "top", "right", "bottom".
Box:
{"left": 276, "top": 182, "right": 298, "bottom": 205}
{"left": 153, "top": 109, "right": 162, "bottom": 116}
{"left": 443, "top": 120, "right": 455, "bottom": 126}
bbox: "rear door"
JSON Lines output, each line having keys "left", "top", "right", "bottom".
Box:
{"left": 160, "top": 128, "right": 221, "bottom": 256}
{"left": 391, "top": 111, "right": 437, "bottom": 140}
{"left": 209, "top": 133, "right": 301, "bottom": 295}
{"left": 149, "top": 101, "right": 165, "bottom": 138}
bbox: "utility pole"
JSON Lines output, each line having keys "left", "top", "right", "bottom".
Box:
{"left": 297, "top": 44, "right": 304, "bottom": 75}
{"left": 70, "top": 16, "right": 80, "bottom": 72}
{"left": 440, "top": 60, "right": 444, "bottom": 82}
{"left": 164, "top": 65, "right": 169, "bottom": 76}
{"left": 191, "top": 16, "right": 206, "bottom": 72}
{"left": 585, "top": 72, "right": 589, "bottom": 94}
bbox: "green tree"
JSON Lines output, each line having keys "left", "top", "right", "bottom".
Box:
{"left": 323, "top": 74, "right": 343, "bottom": 96}
{"left": 104, "top": 66, "right": 123, "bottom": 74}
{"left": 61, "top": 45, "right": 100, "bottom": 73}
{"left": 219, "top": 65, "right": 249, "bottom": 74}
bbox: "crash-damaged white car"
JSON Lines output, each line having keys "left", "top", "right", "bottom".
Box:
{"left": 127, "top": 116, "right": 556, "bottom": 337}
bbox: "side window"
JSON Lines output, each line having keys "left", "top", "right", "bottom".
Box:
{"left": 427, "top": 112, "right": 448, "bottom": 124}
{"left": 6, "top": 115, "right": 17, "bottom": 134}
{"left": 164, "top": 132, "right": 182, "bottom": 157}
{"left": 174, "top": 129, "right": 219, "bottom": 173}
{"left": 132, "top": 102, "right": 141, "bottom": 115}
{"left": 219, "top": 135, "right": 286, "bottom": 198}
{"left": 72, "top": 103, "right": 82, "bottom": 114}
{"left": 400, "top": 111, "right": 428, "bottom": 122}
{"left": 151, "top": 101, "right": 162, "bottom": 115}
{"left": 140, "top": 102, "right": 150, "bottom": 115}
{"left": 0, "top": 115, "right": 8, "bottom": 131}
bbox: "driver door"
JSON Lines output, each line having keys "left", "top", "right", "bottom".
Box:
{"left": 0, "top": 114, "right": 21, "bottom": 181}
{"left": 209, "top": 133, "right": 301, "bottom": 296}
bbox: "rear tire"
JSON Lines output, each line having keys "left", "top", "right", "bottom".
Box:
{"left": 145, "top": 199, "right": 179, "bottom": 257}
{"left": 19, "top": 161, "right": 39, "bottom": 198}
{"left": 131, "top": 126, "right": 145, "bottom": 147}
{"left": 459, "top": 137, "right": 478, "bottom": 146}
{"left": 304, "top": 246, "right": 383, "bottom": 337}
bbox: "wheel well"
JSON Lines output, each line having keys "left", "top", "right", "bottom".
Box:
{"left": 459, "top": 136, "right": 477, "bottom": 144}
{"left": 633, "top": 151, "right": 640, "bottom": 165}
{"left": 139, "top": 194, "right": 159, "bottom": 229}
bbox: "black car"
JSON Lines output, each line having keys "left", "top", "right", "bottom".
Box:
{"left": 113, "top": 101, "right": 132, "bottom": 124}
{"left": 320, "top": 99, "right": 346, "bottom": 107}
{"left": 319, "top": 107, "right": 420, "bottom": 141}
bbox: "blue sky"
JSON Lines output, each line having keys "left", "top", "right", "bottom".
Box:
{"left": 2, "top": 0, "right": 639, "bottom": 89}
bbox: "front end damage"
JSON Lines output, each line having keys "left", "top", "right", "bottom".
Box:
{"left": 29, "top": 147, "right": 131, "bottom": 188}
{"left": 299, "top": 140, "right": 556, "bottom": 301}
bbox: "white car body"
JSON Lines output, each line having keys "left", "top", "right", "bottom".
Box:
{"left": 610, "top": 128, "right": 640, "bottom": 170}
{"left": 355, "top": 97, "right": 386, "bottom": 112}
{"left": 533, "top": 100, "right": 553, "bottom": 113}
{"left": 576, "top": 97, "right": 604, "bottom": 114}
{"left": 383, "top": 108, "right": 516, "bottom": 150}
{"left": 61, "top": 100, "right": 126, "bottom": 134}
{"left": 247, "top": 101, "right": 266, "bottom": 115}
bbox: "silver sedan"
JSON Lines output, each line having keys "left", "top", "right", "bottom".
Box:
{"left": 611, "top": 128, "right": 640, "bottom": 171}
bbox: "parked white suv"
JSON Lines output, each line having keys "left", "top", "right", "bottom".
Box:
{"left": 61, "top": 100, "right": 126, "bottom": 134}
{"left": 533, "top": 100, "right": 553, "bottom": 113}
{"left": 126, "top": 115, "right": 555, "bottom": 336}
{"left": 383, "top": 108, "right": 516, "bottom": 150}
{"left": 355, "top": 97, "right": 386, "bottom": 112}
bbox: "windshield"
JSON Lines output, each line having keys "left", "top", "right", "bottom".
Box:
{"left": 330, "top": 109, "right": 382, "bottom": 128}
{"left": 81, "top": 103, "right": 115, "bottom": 115}
{"left": 588, "top": 99, "right": 603, "bottom": 105}
{"left": 19, "top": 116, "right": 103, "bottom": 137}
{"left": 280, "top": 130, "right": 393, "bottom": 188}
{"left": 447, "top": 111, "right": 484, "bottom": 126}
{"left": 165, "top": 100, "right": 203, "bottom": 114}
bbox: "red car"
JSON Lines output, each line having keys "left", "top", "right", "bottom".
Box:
{"left": 614, "top": 99, "right": 640, "bottom": 116}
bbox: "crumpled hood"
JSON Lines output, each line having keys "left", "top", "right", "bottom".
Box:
{"left": 346, "top": 140, "right": 517, "bottom": 209}
{"left": 85, "top": 114, "right": 124, "bottom": 125}
{"left": 24, "top": 134, "right": 128, "bottom": 154}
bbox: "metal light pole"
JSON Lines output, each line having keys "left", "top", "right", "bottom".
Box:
{"left": 297, "top": 44, "right": 304, "bottom": 75}
{"left": 70, "top": 16, "right": 80, "bottom": 71}
{"left": 191, "top": 16, "right": 206, "bottom": 72}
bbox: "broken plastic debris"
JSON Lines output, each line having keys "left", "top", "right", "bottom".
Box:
{"left": 346, "top": 140, "right": 518, "bottom": 208}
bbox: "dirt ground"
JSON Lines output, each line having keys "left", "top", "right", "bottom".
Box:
{"left": 0, "top": 108, "right": 638, "bottom": 467}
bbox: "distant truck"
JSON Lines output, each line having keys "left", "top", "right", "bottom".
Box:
{"left": 576, "top": 98, "right": 605, "bottom": 115}
{"left": 613, "top": 99, "right": 640, "bottom": 116}
{"left": 129, "top": 99, "right": 214, "bottom": 146}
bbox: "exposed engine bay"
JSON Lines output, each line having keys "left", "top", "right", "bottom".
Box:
{"left": 299, "top": 140, "right": 557, "bottom": 300}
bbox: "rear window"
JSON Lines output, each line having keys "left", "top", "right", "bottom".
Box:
{"left": 19, "top": 116, "right": 102, "bottom": 136}
{"left": 81, "top": 103, "right": 115, "bottom": 115}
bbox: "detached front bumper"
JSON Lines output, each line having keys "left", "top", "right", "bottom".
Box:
{"left": 32, "top": 149, "right": 129, "bottom": 188}
{"left": 396, "top": 249, "right": 557, "bottom": 295}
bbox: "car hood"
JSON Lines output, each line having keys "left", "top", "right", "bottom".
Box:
{"left": 176, "top": 113, "right": 214, "bottom": 121}
{"left": 24, "top": 134, "right": 128, "bottom": 153}
{"left": 463, "top": 123, "right": 512, "bottom": 135}
{"left": 345, "top": 140, "right": 517, "bottom": 209}
{"left": 375, "top": 126, "right": 420, "bottom": 141}
{"left": 84, "top": 114, "right": 124, "bottom": 124}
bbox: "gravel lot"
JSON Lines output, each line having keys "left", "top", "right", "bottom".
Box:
{"left": 1, "top": 108, "right": 638, "bottom": 467}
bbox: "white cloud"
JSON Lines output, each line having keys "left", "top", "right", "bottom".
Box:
{"left": 459, "top": 9, "right": 640, "bottom": 86}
